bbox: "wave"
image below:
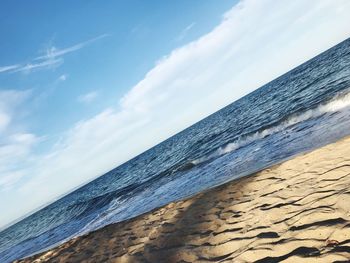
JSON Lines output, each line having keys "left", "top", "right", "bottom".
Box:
{"left": 191, "top": 89, "right": 350, "bottom": 166}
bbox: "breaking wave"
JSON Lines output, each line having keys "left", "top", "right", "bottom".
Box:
{"left": 191, "top": 89, "right": 350, "bottom": 166}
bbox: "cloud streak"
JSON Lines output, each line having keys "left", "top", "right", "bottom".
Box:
{"left": 78, "top": 91, "right": 98, "bottom": 103}
{"left": 11, "top": 58, "right": 63, "bottom": 74}
{"left": 35, "top": 34, "right": 110, "bottom": 61}
{"left": 0, "top": 65, "right": 20, "bottom": 73}
{"left": 0, "top": 34, "right": 108, "bottom": 74}
{"left": 175, "top": 22, "right": 196, "bottom": 41}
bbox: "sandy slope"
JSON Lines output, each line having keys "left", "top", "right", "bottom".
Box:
{"left": 16, "top": 137, "right": 350, "bottom": 263}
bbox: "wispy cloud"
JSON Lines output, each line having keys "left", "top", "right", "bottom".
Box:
{"left": 11, "top": 58, "right": 63, "bottom": 74}
{"left": 0, "top": 170, "right": 26, "bottom": 190}
{"left": 58, "top": 74, "right": 67, "bottom": 81}
{"left": 35, "top": 34, "right": 110, "bottom": 61}
{"left": 78, "top": 91, "right": 98, "bottom": 103}
{"left": 0, "top": 112, "right": 11, "bottom": 132}
{"left": 0, "top": 34, "right": 109, "bottom": 75}
{"left": 0, "top": 90, "right": 37, "bottom": 194}
{"left": 0, "top": 133, "right": 38, "bottom": 189}
{"left": 0, "top": 89, "right": 31, "bottom": 114}
{"left": 0, "top": 64, "right": 20, "bottom": 73}
{"left": 0, "top": 89, "right": 31, "bottom": 132}
{"left": 175, "top": 22, "right": 196, "bottom": 41}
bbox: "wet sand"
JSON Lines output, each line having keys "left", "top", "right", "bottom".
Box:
{"left": 17, "top": 136, "right": 350, "bottom": 262}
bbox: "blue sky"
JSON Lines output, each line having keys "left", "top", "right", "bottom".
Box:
{"left": 0, "top": 0, "right": 235, "bottom": 141}
{"left": 0, "top": 0, "right": 350, "bottom": 228}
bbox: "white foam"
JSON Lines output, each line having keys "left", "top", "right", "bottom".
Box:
{"left": 191, "top": 90, "right": 350, "bottom": 165}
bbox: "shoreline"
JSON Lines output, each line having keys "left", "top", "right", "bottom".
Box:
{"left": 17, "top": 136, "right": 350, "bottom": 262}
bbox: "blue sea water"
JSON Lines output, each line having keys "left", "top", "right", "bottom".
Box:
{"left": 1, "top": 38, "right": 350, "bottom": 262}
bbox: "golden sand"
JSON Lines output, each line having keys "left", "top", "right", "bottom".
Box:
{"left": 17, "top": 137, "right": 350, "bottom": 262}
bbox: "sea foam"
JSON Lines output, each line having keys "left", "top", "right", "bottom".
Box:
{"left": 191, "top": 89, "right": 350, "bottom": 166}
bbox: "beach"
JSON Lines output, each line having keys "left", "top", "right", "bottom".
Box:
{"left": 16, "top": 136, "right": 350, "bottom": 263}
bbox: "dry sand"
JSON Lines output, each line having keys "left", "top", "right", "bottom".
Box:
{"left": 16, "top": 136, "right": 350, "bottom": 263}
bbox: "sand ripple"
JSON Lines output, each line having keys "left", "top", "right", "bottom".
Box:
{"left": 16, "top": 137, "right": 350, "bottom": 263}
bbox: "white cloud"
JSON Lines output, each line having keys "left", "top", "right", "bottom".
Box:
{"left": 0, "top": 90, "right": 31, "bottom": 131}
{"left": 2, "top": 0, "right": 350, "bottom": 228}
{"left": 0, "top": 133, "right": 38, "bottom": 168}
{"left": 175, "top": 22, "right": 196, "bottom": 41}
{"left": 121, "top": 0, "right": 350, "bottom": 118}
{"left": 12, "top": 58, "right": 63, "bottom": 74}
{"left": 0, "top": 171, "right": 26, "bottom": 190}
{"left": 0, "top": 64, "right": 20, "bottom": 73}
{"left": 78, "top": 91, "right": 98, "bottom": 103}
{"left": 0, "top": 112, "right": 11, "bottom": 132}
{"left": 0, "top": 90, "right": 38, "bottom": 194}
{"left": 0, "top": 34, "right": 108, "bottom": 75}
{"left": 35, "top": 34, "right": 109, "bottom": 61}
{"left": 58, "top": 74, "right": 67, "bottom": 81}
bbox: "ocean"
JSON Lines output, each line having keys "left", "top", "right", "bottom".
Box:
{"left": 1, "top": 38, "right": 350, "bottom": 262}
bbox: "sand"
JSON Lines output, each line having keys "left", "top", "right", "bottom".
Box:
{"left": 16, "top": 136, "right": 350, "bottom": 263}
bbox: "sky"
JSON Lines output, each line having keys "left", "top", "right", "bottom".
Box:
{"left": 0, "top": 0, "right": 350, "bottom": 229}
